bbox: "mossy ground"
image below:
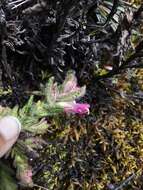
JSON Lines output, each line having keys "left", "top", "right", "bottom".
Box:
{"left": 26, "top": 69, "right": 143, "bottom": 190}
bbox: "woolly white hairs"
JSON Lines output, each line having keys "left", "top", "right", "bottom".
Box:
{"left": 0, "top": 116, "right": 21, "bottom": 158}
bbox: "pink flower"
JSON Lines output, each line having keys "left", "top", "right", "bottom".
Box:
{"left": 19, "top": 169, "right": 33, "bottom": 187}
{"left": 57, "top": 102, "right": 90, "bottom": 115}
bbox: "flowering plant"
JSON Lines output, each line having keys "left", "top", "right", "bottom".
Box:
{"left": 0, "top": 71, "right": 90, "bottom": 189}
{"left": 46, "top": 70, "right": 90, "bottom": 115}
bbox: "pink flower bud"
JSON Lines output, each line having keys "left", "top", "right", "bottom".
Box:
{"left": 63, "top": 74, "right": 77, "bottom": 93}
{"left": 18, "top": 169, "right": 33, "bottom": 187}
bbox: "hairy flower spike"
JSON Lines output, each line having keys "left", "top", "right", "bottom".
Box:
{"left": 49, "top": 71, "right": 90, "bottom": 115}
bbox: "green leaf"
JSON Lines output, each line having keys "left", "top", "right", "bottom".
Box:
{"left": 0, "top": 161, "right": 17, "bottom": 190}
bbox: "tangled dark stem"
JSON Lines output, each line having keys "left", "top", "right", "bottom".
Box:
{"left": 0, "top": 0, "right": 143, "bottom": 106}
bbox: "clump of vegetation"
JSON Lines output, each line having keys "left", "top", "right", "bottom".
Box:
{"left": 0, "top": 0, "right": 143, "bottom": 190}
{"left": 0, "top": 71, "right": 89, "bottom": 189}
